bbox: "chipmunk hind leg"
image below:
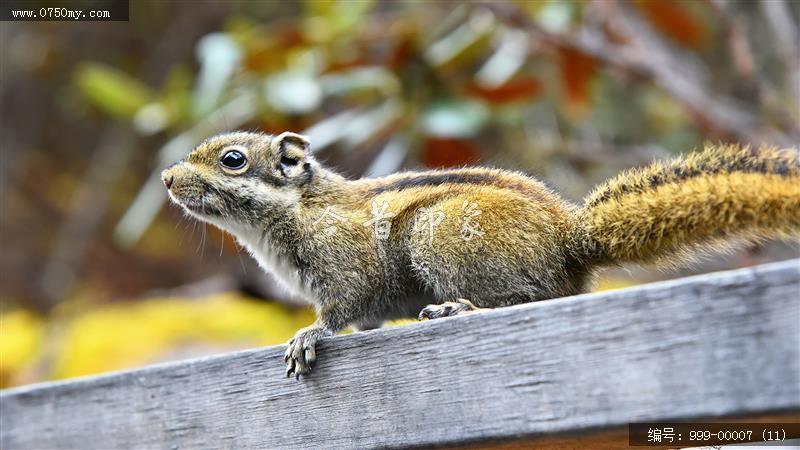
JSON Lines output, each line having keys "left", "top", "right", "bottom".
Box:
{"left": 409, "top": 231, "right": 558, "bottom": 321}
{"left": 409, "top": 193, "right": 587, "bottom": 321}
{"left": 418, "top": 298, "right": 483, "bottom": 320}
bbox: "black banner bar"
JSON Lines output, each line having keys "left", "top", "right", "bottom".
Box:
{"left": 1, "top": 0, "right": 129, "bottom": 22}
{"left": 629, "top": 422, "right": 800, "bottom": 446}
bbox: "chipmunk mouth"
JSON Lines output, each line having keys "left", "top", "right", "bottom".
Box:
{"left": 183, "top": 201, "right": 223, "bottom": 217}
{"left": 168, "top": 191, "right": 224, "bottom": 218}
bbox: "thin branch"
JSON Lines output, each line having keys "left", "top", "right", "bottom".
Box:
{"left": 487, "top": 1, "right": 798, "bottom": 147}
{"left": 760, "top": 0, "right": 800, "bottom": 112}
{"left": 707, "top": 0, "right": 799, "bottom": 134}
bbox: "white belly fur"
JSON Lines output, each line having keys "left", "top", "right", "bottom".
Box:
{"left": 206, "top": 218, "right": 314, "bottom": 302}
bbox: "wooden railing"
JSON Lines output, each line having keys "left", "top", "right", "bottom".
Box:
{"left": 2, "top": 259, "right": 798, "bottom": 449}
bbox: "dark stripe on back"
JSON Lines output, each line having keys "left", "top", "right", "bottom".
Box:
{"left": 372, "top": 172, "right": 494, "bottom": 193}
{"left": 369, "top": 171, "right": 537, "bottom": 197}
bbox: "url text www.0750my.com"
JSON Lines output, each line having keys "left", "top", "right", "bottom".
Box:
{"left": 1, "top": 0, "right": 129, "bottom": 22}
{"left": 11, "top": 7, "right": 110, "bottom": 20}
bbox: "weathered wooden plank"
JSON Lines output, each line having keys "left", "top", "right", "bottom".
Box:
{"left": 2, "top": 259, "right": 799, "bottom": 449}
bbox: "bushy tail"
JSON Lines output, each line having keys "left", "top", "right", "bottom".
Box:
{"left": 580, "top": 144, "right": 800, "bottom": 267}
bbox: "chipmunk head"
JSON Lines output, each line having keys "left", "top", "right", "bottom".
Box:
{"left": 162, "top": 131, "right": 316, "bottom": 230}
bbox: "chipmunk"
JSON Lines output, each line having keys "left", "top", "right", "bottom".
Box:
{"left": 162, "top": 131, "right": 800, "bottom": 378}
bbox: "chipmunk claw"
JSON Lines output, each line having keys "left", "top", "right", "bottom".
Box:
{"left": 284, "top": 326, "right": 324, "bottom": 380}
{"left": 418, "top": 298, "right": 481, "bottom": 320}
{"left": 285, "top": 360, "right": 295, "bottom": 378}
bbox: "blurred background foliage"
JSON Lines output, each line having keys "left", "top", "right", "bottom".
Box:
{"left": 1, "top": 0, "right": 798, "bottom": 388}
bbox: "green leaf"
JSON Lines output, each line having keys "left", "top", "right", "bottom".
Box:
{"left": 422, "top": 99, "right": 488, "bottom": 138}
{"left": 74, "top": 63, "right": 154, "bottom": 119}
{"left": 303, "top": 0, "right": 375, "bottom": 42}
{"left": 264, "top": 71, "right": 323, "bottom": 115}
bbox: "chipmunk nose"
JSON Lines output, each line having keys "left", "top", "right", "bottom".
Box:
{"left": 161, "top": 170, "right": 174, "bottom": 190}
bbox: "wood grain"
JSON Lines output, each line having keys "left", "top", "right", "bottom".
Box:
{"left": 2, "top": 259, "right": 799, "bottom": 449}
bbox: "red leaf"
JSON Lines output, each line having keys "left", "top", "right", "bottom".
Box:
{"left": 422, "top": 138, "right": 480, "bottom": 168}
{"left": 638, "top": 0, "right": 707, "bottom": 49}
{"left": 559, "top": 47, "right": 597, "bottom": 109}
{"left": 465, "top": 76, "right": 542, "bottom": 104}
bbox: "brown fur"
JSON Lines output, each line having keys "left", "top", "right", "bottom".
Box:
{"left": 162, "top": 133, "right": 799, "bottom": 378}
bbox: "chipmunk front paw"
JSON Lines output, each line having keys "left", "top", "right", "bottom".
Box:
{"left": 284, "top": 325, "right": 327, "bottom": 379}
{"left": 418, "top": 298, "right": 482, "bottom": 320}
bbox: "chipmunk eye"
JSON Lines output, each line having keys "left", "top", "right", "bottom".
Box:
{"left": 220, "top": 150, "right": 247, "bottom": 171}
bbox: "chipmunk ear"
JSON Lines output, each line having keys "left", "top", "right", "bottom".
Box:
{"left": 272, "top": 132, "right": 311, "bottom": 178}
